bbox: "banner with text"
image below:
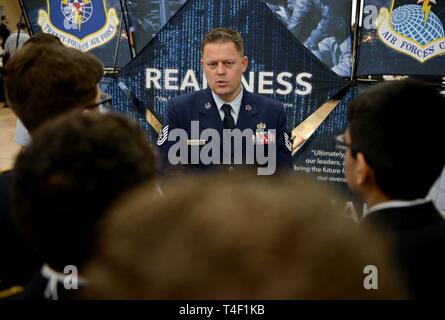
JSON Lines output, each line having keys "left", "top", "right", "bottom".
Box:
{"left": 21, "top": 0, "right": 131, "bottom": 67}
{"left": 107, "top": 0, "right": 356, "bottom": 212}
{"left": 358, "top": 0, "right": 445, "bottom": 76}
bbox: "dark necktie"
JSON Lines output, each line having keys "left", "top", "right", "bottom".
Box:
{"left": 221, "top": 104, "right": 235, "bottom": 130}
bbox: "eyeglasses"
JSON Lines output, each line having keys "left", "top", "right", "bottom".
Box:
{"left": 84, "top": 93, "right": 112, "bottom": 112}
{"left": 334, "top": 134, "right": 357, "bottom": 156}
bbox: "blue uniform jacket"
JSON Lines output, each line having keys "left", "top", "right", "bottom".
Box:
{"left": 157, "top": 88, "right": 292, "bottom": 174}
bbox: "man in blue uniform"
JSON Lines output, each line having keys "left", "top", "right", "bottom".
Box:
{"left": 157, "top": 28, "right": 292, "bottom": 175}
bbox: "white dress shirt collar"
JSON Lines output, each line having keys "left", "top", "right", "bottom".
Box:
{"left": 211, "top": 87, "right": 243, "bottom": 124}
{"left": 362, "top": 197, "right": 432, "bottom": 219}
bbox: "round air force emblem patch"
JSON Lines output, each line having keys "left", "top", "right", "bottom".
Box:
{"left": 157, "top": 125, "right": 169, "bottom": 146}
{"left": 38, "top": 0, "right": 120, "bottom": 52}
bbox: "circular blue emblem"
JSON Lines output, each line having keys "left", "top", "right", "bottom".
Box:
{"left": 391, "top": 4, "right": 444, "bottom": 46}
{"left": 61, "top": 0, "right": 94, "bottom": 25}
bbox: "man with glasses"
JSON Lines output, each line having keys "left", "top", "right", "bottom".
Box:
{"left": 84, "top": 92, "right": 112, "bottom": 113}
{"left": 342, "top": 79, "right": 445, "bottom": 298}
{"left": 0, "top": 41, "right": 104, "bottom": 295}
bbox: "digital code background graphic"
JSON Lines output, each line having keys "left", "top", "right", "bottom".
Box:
{"left": 106, "top": 0, "right": 351, "bottom": 184}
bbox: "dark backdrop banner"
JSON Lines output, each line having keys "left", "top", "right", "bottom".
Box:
{"left": 21, "top": 0, "right": 132, "bottom": 68}
{"left": 125, "top": 0, "right": 188, "bottom": 53}
{"left": 358, "top": 0, "right": 445, "bottom": 76}
{"left": 107, "top": 0, "right": 348, "bottom": 137}
{"left": 124, "top": 0, "right": 353, "bottom": 78}
{"left": 266, "top": 0, "right": 353, "bottom": 78}
{"left": 106, "top": 0, "right": 354, "bottom": 197}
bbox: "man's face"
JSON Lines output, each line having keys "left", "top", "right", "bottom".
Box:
{"left": 3, "top": 17, "right": 8, "bottom": 25}
{"left": 201, "top": 41, "right": 248, "bottom": 102}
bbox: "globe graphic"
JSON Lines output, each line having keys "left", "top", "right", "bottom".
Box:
{"left": 61, "top": 0, "right": 94, "bottom": 25}
{"left": 391, "top": 5, "right": 444, "bottom": 46}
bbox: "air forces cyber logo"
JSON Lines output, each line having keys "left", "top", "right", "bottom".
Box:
{"left": 377, "top": 0, "right": 445, "bottom": 62}
{"left": 38, "top": 0, "right": 119, "bottom": 52}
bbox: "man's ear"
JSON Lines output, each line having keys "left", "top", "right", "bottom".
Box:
{"left": 355, "top": 152, "right": 373, "bottom": 186}
{"left": 241, "top": 56, "right": 248, "bottom": 72}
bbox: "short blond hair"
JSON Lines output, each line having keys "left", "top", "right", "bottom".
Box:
{"left": 201, "top": 27, "right": 244, "bottom": 56}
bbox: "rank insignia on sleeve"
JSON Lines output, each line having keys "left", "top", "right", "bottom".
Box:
{"left": 284, "top": 132, "right": 292, "bottom": 152}
{"left": 157, "top": 125, "right": 169, "bottom": 146}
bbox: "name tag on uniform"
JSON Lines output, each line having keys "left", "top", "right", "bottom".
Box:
{"left": 187, "top": 139, "right": 207, "bottom": 146}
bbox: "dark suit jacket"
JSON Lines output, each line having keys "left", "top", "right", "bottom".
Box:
{"left": 362, "top": 202, "right": 445, "bottom": 298}
{"left": 157, "top": 88, "right": 292, "bottom": 174}
{"left": 0, "top": 171, "right": 42, "bottom": 290}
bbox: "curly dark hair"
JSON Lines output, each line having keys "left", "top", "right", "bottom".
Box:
{"left": 13, "top": 112, "right": 158, "bottom": 271}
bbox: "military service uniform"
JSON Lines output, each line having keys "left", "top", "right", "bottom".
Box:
{"left": 157, "top": 88, "right": 292, "bottom": 174}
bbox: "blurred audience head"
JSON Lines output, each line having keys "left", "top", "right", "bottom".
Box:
{"left": 344, "top": 79, "right": 445, "bottom": 202}
{"left": 4, "top": 42, "right": 103, "bottom": 133}
{"left": 23, "top": 33, "right": 62, "bottom": 46}
{"left": 85, "top": 173, "right": 405, "bottom": 299}
{"left": 13, "top": 112, "right": 158, "bottom": 272}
